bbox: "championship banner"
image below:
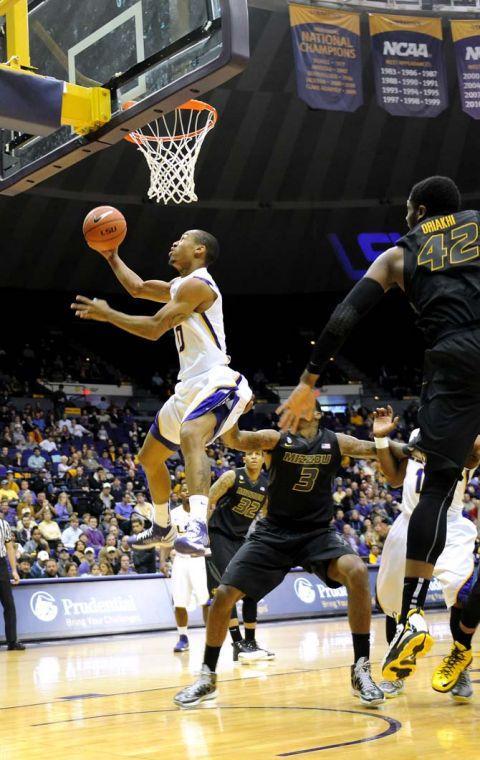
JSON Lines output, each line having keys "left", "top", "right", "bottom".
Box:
{"left": 451, "top": 20, "right": 480, "bottom": 120}
{"left": 369, "top": 14, "right": 448, "bottom": 118}
{"left": 288, "top": 4, "right": 363, "bottom": 112}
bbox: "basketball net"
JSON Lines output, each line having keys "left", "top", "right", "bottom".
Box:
{"left": 124, "top": 100, "right": 217, "bottom": 205}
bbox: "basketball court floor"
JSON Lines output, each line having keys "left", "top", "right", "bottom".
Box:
{"left": 0, "top": 611, "right": 477, "bottom": 759}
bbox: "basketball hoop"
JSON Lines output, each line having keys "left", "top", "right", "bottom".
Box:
{"left": 122, "top": 100, "right": 218, "bottom": 205}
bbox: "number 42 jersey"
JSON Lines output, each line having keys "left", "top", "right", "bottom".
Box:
{"left": 398, "top": 209, "right": 480, "bottom": 346}
{"left": 266, "top": 428, "right": 341, "bottom": 531}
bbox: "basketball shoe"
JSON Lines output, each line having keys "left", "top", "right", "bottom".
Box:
{"left": 173, "top": 664, "right": 217, "bottom": 709}
{"left": 174, "top": 518, "right": 209, "bottom": 556}
{"left": 233, "top": 640, "right": 275, "bottom": 662}
{"left": 351, "top": 658, "right": 385, "bottom": 706}
{"left": 173, "top": 635, "right": 189, "bottom": 653}
{"left": 378, "top": 679, "right": 405, "bottom": 699}
{"left": 382, "top": 608, "right": 434, "bottom": 681}
{"left": 127, "top": 520, "right": 176, "bottom": 549}
{"left": 450, "top": 668, "right": 473, "bottom": 703}
{"left": 431, "top": 642, "right": 473, "bottom": 693}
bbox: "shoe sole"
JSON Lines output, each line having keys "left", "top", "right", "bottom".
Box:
{"left": 238, "top": 653, "right": 276, "bottom": 663}
{"left": 382, "top": 632, "right": 434, "bottom": 681}
{"left": 174, "top": 689, "right": 218, "bottom": 709}
{"left": 383, "top": 688, "right": 405, "bottom": 699}
{"left": 173, "top": 649, "right": 189, "bottom": 653}
{"left": 450, "top": 692, "right": 473, "bottom": 703}
{"left": 351, "top": 689, "right": 385, "bottom": 707}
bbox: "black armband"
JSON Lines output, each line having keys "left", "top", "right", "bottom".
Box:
{"left": 307, "top": 277, "right": 384, "bottom": 375}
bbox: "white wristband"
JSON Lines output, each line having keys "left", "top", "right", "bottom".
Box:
{"left": 374, "top": 436, "right": 390, "bottom": 449}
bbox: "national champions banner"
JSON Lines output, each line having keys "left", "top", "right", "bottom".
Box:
{"left": 289, "top": 4, "right": 363, "bottom": 112}
{"left": 369, "top": 14, "right": 448, "bottom": 118}
{"left": 451, "top": 20, "right": 480, "bottom": 120}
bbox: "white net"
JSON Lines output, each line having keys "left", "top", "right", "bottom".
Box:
{"left": 127, "top": 102, "right": 217, "bottom": 205}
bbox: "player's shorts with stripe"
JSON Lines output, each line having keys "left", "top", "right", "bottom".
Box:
{"left": 221, "top": 518, "right": 356, "bottom": 601}
{"left": 171, "top": 555, "right": 210, "bottom": 609}
{"left": 417, "top": 328, "right": 480, "bottom": 471}
{"left": 149, "top": 365, "right": 252, "bottom": 451}
{"left": 206, "top": 529, "right": 244, "bottom": 595}
{"left": 377, "top": 511, "right": 477, "bottom": 617}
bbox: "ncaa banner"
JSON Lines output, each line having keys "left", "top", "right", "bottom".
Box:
{"left": 369, "top": 14, "right": 448, "bottom": 117}
{"left": 451, "top": 20, "right": 480, "bottom": 120}
{"left": 288, "top": 4, "right": 363, "bottom": 112}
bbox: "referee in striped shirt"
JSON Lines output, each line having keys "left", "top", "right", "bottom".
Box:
{"left": 0, "top": 517, "right": 25, "bottom": 650}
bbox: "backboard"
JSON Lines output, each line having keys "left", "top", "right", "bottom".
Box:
{"left": 0, "top": 0, "right": 249, "bottom": 195}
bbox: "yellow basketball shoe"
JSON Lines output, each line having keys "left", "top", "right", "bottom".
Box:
{"left": 382, "top": 608, "right": 434, "bottom": 681}
{"left": 431, "top": 642, "right": 473, "bottom": 693}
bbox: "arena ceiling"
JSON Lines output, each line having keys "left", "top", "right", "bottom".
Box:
{"left": 1, "top": 2, "right": 480, "bottom": 295}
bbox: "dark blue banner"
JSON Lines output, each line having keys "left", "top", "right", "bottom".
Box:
{"left": 369, "top": 14, "right": 448, "bottom": 118}
{"left": 289, "top": 4, "right": 363, "bottom": 112}
{"left": 451, "top": 20, "right": 480, "bottom": 120}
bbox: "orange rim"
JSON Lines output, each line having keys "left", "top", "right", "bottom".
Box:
{"left": 122, "top": 99, "right": 218, "bottom": 144}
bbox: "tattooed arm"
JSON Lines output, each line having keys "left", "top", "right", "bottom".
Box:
{"left": 71, "top": 277, "right": 215, "bottom": 341}
{"left": 222, "top": 425, "right": 281, "bottom": 453}
{"left": 208, "top": 470, "right": 236, "bottom": 520}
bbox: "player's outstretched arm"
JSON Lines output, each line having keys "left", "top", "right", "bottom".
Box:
{"left": 98, "top": 248, "right": 173, "bottom": 303}
{"left": 71, "top": 278, "right": 212, "bottom": 341}
{"left": 208, "top": 470, "right": 236, "bottom": 520}
{"left": 277, "top": 247, "right": 404, "bottom": 433}
{"left": 372, "top": 405, "right": 408, "bottom": 487}
{"left": 222, "top": 425, "right": 281, "bottom": 453}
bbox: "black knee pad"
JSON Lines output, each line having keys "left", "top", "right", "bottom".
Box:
{"left": 242, "top": 597, "right": 257, "bottom": 624}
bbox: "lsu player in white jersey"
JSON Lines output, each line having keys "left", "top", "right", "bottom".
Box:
{"left": 72, "top": 230, "right": 252, "bottom": 555}
{"left": 169, "top": 483, "right": 210, "bottom": 653}
{"left": 374, "top": 406, "right": 480, "bottom": 702}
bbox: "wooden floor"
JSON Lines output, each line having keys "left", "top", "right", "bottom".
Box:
{"left": 0, "top": 612, "right": 478, "bottom": 759}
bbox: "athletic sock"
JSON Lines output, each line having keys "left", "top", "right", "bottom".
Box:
{"left": 449, "top": 606, "right": 463, "bottom": 642}
{"left": 177, "top": 626, "right": 188, "bottom": 637}
{"left": 189, "top": 495, "right": 209, "bottom": 521}
{"left": 456, "top": 623, "right": 474, "bottom": 651}
{"left": 204, "top": 645, "right": 221, "bottom": 673}
{"left": 400, "top": 577, "right": 430, "bottom": 622}
{"left": 352, "top": 633, "right": 370, "bottom": 663}
{"left": 229, "top": 625, "right": 243, "bottom": 643}
{"left": 386, "top": 615, "right": 397, "bottom": 644}
{"left": 153, "top": 502, "right": 170, "bottom": 528}
{"left": 244, "top": 627, "right": 255, "bottom": 642}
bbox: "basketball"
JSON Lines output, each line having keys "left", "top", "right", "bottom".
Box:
{"left": 82, "top": 206, "right": 127, "bottom": 252}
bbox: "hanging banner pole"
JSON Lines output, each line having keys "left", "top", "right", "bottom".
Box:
{"left": 369, "top": 13, "right": 448, "bottom": 118}
{"left": 289, "top": 3, "right": 363, "bottom": 112}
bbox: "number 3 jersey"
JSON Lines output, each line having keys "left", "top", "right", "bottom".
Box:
{"left": 398, "top": 209, "right": 480, "bottom": 346}
{"left": 170, "top": 267, "right": 230, "bottom": 381}
{"left": 209, "top": 468, "right": 269, "bottom": 539}
{"left": 266, "top": 429, "right": 341, "bottom": 531}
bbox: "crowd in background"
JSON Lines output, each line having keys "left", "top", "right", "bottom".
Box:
{"left": 0, "top": 397, "right": 478, "bottom": 581}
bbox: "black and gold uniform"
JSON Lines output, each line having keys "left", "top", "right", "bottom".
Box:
{"left": 207, "top": 468, "right": 268, "bottom": 593}
{"left": 399, "top": 209, "right": 480, "bottom": 471}
{"left": 222, "top": 428, "right": 355, "bottom": 602}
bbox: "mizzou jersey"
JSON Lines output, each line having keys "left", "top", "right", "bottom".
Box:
{"left": 398, "top": 210, "right": 480, "bottom": 345}
{"left": 209, "top": 468, "right": 268, "bottom": 539}
{"left": 266, "top": 428, "right": 341, "bottom": 530}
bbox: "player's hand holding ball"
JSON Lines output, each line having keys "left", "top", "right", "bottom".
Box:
{"left": 83, "top": 206, "right": 126, "bottom": 259}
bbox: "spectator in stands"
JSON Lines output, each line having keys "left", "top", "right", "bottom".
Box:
{"left": 110, "top": 476, "right": 123, "bottom": 502}
{"left": 0, "top": 478, "right": 18, "bottom": 503}
{"left": 84, "top": 516, "right": 105, "bottom": 554}
{"left": 38, "top": 507, "right": 62, "bottom": 549}
{"left": 333, "top": 508, "right": 346, "bottom": 533}
{"left": 57, "top": 455, "right": 70, "bottom": 479}
{"left": 98, "top": 560, "right": 113, "bottom": 576}
{"left": 117, "top": 554, "right": 135, "bottom": 575}
{"left": 31, "top": 549, "right": 49, "bottom": 578}
{"left": 368, "top": 545, "right": 381, "bottom": 565}
{"left": 0, "top": 445, "right": 11, "bottom": 467}
{"left": 114, "top": 493, "right": 134, "bottom": 534}
{"left": 40, "top": 434, "right": 57, "bottom": 454}
{"left": 27, "top": 447, "right": 46, "bottom": 471}
{"left": 17, "top": 557, "right": 32, "bottom": 579}
{"left": 347, "top": 508, "right": 363, "bottom": 533}
{"left": 130, "top": 518, "right": 156, "bottom": 574}
{"left": 134, "top": 492, "right": 152, "bottom": 522}
{"left": 53, "top": 492, "right": 72, "bottom": 527}
{"left": 22, "top": 527, "right": 49, "bottom": 559}
{"left": 82, "top": 448, "right": 99, "bottom": 473}
{"left": 44, "top": 559, "right": 59, "bottom": 578}
{"left": 61, "top": 514, "right": 83, "bottom": 549}
{"left": 96, "top": 482, "right": 114, "bottom": 512}
{"left": 1, "top": 496, "right": 17, "bottom": 527}
{"left": 4, "top": 471, "right": 19, "bottom": 494}
{"left": 78, "top": 547, "right": 96, "bottom": 575}
{"left": 57, "top": 548, "right": 71, "bottom": 577}
{"left": 72, "top": 419, "right": 89, "bottom": 438}
{"left": 71, "top": 540, "right": 87, "bottom": 567}
{"left": 65, "top": 562, "right": 78, "bottom": 577}
{"left": 16, "top": 512, "right": 35, "bottom": 544}
{"left": 98, "top": 536, "right": 121, "bottom": 568}
{"left": 342, "top": 524, "right": 359, "bottom": 553}
{"left": 67, "top": 464, "right": 89, "bottom": 492}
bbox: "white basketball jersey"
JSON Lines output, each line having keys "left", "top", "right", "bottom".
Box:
{"left": 401, "top": 429, "right": 468, "bottom": 517}
{"left": 170, "top": 268, "right": 229, "bottom": 381}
